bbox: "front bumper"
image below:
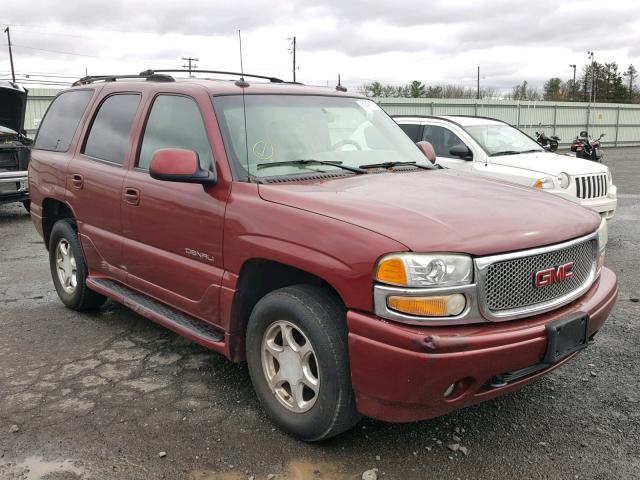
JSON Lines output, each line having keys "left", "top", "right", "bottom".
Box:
{"left": 553, "top": 185, "right": 617, "bottom": 220}
{"left": 0, "top": 170, "right": 29, "bottom": 203}
{"left": 348, "top": 267, "right": 618, "bottom": 423}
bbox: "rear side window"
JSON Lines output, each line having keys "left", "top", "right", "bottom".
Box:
{"left": 138, "top": 95, "right": 213, "bottom": 171}
{"left": 398, "top": 123, "right": 422, "bottom": 142}
{"left": 34, "top": 90, "right": 93, "bottom": 152}
{"left": 82, "top": 94, "right": 141, "bottom": 165}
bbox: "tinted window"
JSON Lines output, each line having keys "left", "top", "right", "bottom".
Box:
{"left": 83, "top": 94, "right": 140, "bottom": 165}
{"left": 138, "top": 95, "right": 212, "bottom": 170}
{"left": 423, "top": 125, "right": 467, "bottom": 158}
{"left": 34, "top": 90, "right": 93, "bottom": 152}
{"left": 398, "top": 123, "right": 422, "bottom": 142}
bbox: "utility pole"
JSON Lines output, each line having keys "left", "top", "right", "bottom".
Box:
{"left": 587, "top": 51, "right": 595, "bottom": 103}
{"left": 476, "top": 66, "right": 480, "bottom": 100}
{"left": 569, "top": 64, "right": 576, "bottom": 101}
{"left": 288, "top": 36, "right": 297, "bottom": 82}
{"left": 182, "top": 56, "right": 199, "bottom": 77}
{"left": 4, "top": 25, "right": 15, "bottom": 83}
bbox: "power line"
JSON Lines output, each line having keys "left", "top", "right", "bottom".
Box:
{"left": 11, "top": 43, "right": 176, "bottom": 66}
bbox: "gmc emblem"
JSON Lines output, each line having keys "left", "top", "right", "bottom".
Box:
{"left": 534, "top": 262, "right": 574, "bottom": 287}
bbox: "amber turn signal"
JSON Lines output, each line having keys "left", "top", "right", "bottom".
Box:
{"left": 375, "top": 257, "right": 407, "bottom": 286}
{"left": 387, "top": 294, "right": 466, "bottom": 317}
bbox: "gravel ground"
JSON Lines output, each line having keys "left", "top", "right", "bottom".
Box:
{"left": 0, "top": 148, "right": 638, "bottom": 480}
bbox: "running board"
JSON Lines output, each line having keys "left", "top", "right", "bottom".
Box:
{"left": 87, "top": 277, "right": 225, "bottom": 351}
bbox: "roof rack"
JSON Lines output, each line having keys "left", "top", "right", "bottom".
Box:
{"left": 72, "top": 73, "right": 174, "bottom": 86}
{"left": 140, "top": 69, "right": 284, "bottom": 83}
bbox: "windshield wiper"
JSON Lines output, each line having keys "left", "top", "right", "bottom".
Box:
{"left": 358, "top": 161, "right": 434, "bottom": 170}
{"left": 490, "top": 150, "right": 521, "bottom": 157}
{"left": 256, "top": 159, "right": 366, "bottom": 174}
{"left": 519, "top": 149, "right": 543, "bottom": 154}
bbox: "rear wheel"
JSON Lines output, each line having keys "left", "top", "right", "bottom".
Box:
{"left": 49, "top": 219, "right": 107, "bottom": 310}
{"left": 549, "top": 140, "right": 559, "bottom": 152}
{"left": 246, "top": 285, "right": 359, "bottom": 441}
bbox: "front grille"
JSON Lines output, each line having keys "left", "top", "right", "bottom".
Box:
{"left": 482, "top": 238, "right": 597, "bottom": 313}
{"left": 575, "top": 174, "right": 608, "bottom": 199}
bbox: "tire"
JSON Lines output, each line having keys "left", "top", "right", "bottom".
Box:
{"left": 246, "top": 285, "right": 360, "bottom": 441}
{"left": 49, "top": 219, "right": 107, "bottom": 311}
{"left": 549, "top": 140, "right": 559, "bottom": 152}
{"left": 21, "top": 200, "right": 31, "bottom": 213}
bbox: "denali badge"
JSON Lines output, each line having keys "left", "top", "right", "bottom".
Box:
{"left": 534, "top": 262, "right": 574, "bottom": 287}
{"left": 185, "top": 248, "right": 214, "bottom": 263}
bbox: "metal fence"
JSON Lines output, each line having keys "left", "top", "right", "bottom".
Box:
{"left": 22, "top": 89, "right": 640, "bottom": 146}
{"left": 376, "top": 98, "right": 640, "bottom": 147}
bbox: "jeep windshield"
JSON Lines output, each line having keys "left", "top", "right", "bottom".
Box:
{"left": 464, "top": 124, "right": 543, "bottom": 156}
{"left": 212, "top": 94, "right": 431, "bottom": 179}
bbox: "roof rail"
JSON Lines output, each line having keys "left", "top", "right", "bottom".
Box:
{"left": 140, "top": 69, "right": 284, "bottom": 83}
{"left": 72, "top": 73, "right": 174, "bottom": 86}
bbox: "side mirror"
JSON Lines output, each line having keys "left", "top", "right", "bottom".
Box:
{"left": 449, "top": 144, "right": 473, "bottom": 160}
{"left": 149, "top": 149, "right": 216, "bottom": 185}
{"left": 416, "top": 141, "right": 436, "bottom": 163}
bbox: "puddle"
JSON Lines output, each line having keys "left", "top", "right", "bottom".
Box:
{"left": 189, "top": 459, "right": 358, "bottom": 480}
{"left": 2, "top": 456, "right": 85, "bottom": 480}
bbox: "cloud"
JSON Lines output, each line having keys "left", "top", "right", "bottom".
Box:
{"left": 1, "top": 0, "right": 639, "bottom": 89}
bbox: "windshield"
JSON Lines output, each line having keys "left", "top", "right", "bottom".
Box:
{"left": 464, "top": 124, "right": 543, "bottom": 156}
{"left": 212, "top": 94, "right": 429, "bottom": 179}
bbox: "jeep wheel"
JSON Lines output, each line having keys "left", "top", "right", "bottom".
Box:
{"left": 22, "top": 200, "right": 31, "bottom": 213}
{"left": 246, "top": 285, "right": 359, "bottom": 441}
{"left": 49, "top": 219, "right": 107, "bottom": 310}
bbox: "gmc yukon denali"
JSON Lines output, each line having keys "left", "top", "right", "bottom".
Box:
{"left": 28, "top": 70, "right": 618, "bottom": 441}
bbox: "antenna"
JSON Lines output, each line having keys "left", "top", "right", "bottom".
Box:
{"left": 235, "top": 30, "right": 249, "bottom": 87}
{"left": 336, "top": 73, "right": 347, "bottom": 92}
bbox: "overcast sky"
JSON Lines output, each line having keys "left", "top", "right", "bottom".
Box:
{"left": 1, "top": 0, "right": 639, "bottom": 91}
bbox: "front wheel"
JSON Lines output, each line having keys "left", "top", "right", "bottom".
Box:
{"left": 21, "top": 200, "right": 31, "bottom": 213}
{"left": 246, "top": 285, "right": 359, "bottom": 441}
{"left": 49, "top": 219, "right": 107, "bottom": 311}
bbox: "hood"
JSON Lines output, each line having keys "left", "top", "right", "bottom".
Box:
{"left": 0, "top": 82, "right": 28, "bottom": 134}
{"left": 258, "top": 170, "right": 600, "bottom": 257}
{"left": 489, "top": 151, "right": 608, "bottom": 176}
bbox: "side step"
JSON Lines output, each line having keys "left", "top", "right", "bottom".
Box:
{"left": 87, "top": 277, "right": 225, "bottom": 351}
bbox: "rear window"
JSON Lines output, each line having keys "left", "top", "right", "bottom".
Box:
{"left": 34, "top": 90, "right": 94, "bottom": 152}
{"left": 83, "top": 94, "right": 140, "bottom": 165}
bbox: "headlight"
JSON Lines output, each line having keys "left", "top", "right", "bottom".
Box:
{"left": 375, "top": 253, "right": 473, "bottom": 287}
{"left": 534, "top": 176, "right": 555, "bottom": 189}
{"left": 597, "top": 218, "right": 607, "bottom": 269}
{"left": 557, "top": 172, "right": 570, "bottom": 189}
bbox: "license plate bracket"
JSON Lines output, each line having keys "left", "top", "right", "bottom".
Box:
{"left": 543, "top": 312, "right": 589, "bottom": 365}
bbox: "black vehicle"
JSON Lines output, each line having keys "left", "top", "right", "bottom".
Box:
{"left": 570, "top": 130, "right": 605, "bottom": 163}
{"left": 0, "top": 81, "right": 32, "bottom": 212}
{"left": 535, "top": 127, "right": 560, "bottom": 152}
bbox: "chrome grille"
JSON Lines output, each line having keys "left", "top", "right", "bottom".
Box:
{"left": 481, "top": 238, "right": 597, "bottom": 313}
{"left": 575, "top": 174, "right": 607, "bottom": 199}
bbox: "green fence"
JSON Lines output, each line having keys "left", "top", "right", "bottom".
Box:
{"left": 377, "top": 98, "right": 640, "bottom": 147}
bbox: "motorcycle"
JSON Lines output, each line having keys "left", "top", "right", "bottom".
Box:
{"left": 535, "top": 128, "right": 560, "bottom": 152}
{"left": 570, "top": 131, "right": 605, "bottom": 162}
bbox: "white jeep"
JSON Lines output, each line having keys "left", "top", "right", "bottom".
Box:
{"left": 395, "top": 115, "right": 617, "bottom": 219}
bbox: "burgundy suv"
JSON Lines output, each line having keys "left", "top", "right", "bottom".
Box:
{"left": 28, "top": 70, "right": 618, "bottom": 441}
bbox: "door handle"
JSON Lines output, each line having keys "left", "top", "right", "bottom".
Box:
{"left": 123, "top": 187, "right": 140, "bottom": 206}
{"left": 71, "top": 173, "right": 84, "bottom": 189}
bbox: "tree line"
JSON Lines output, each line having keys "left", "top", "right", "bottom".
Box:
{"left": 359, "top": 61, "right": 639, "bottom": 103}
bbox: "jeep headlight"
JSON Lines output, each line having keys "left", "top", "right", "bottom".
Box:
{"left": 534, "top": 176, "right": 555, "bottom": 189}
{"left": 558, "top": 172, "right": 571, "bottom": 189}
{"left": 375, "top": 253, "right": 473, "bottom": 288}
{"left": 597, "top": 218, "right": 607, "bottom": 269}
